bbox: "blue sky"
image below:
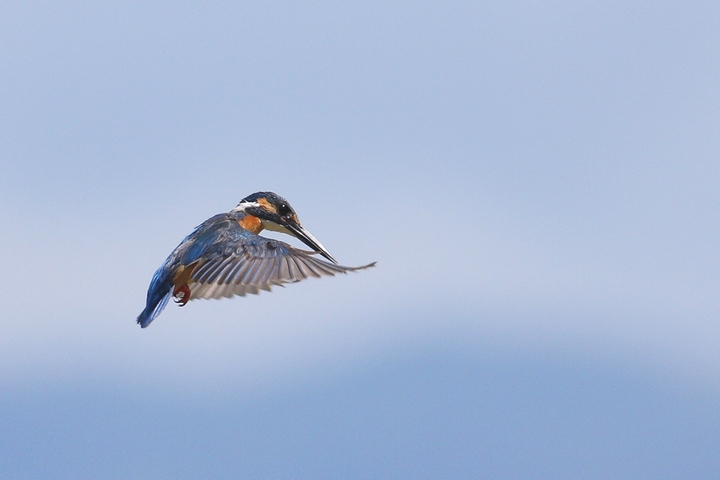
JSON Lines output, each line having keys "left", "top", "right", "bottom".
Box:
{"left": 1, "top": 1, "right": 719, "bottom": 477}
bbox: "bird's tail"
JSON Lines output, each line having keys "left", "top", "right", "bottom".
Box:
{"left": 137, "top": 291, "right": 171, "bottom": 328}
{"left": 137, "top": 268, "right": 172, "bottom": 328}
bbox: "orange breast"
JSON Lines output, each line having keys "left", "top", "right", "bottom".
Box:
{"left": 238, "top": 214, "right": 263, "bottom": 234}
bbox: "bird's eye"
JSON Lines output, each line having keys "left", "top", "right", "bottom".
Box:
{"left": 278, "top": 203, "right": 291, "bottom": 216}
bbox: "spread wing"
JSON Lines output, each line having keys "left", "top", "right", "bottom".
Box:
{"left": 186, "top": 235, "right": 375, "bottom": 301}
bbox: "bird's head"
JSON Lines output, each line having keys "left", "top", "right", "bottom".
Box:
{"left": 232, "top": 191, "right": 337, "bottom": 263}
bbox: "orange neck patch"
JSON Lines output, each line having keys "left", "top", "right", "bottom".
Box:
{"left": 238, "top": 214, "right": 263, "bottom": 234}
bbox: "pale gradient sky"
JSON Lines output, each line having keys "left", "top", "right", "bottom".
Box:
{"left": 1, "top": 1, "right": 719, "bottom": 477}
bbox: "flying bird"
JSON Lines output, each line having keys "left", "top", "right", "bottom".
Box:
{"left": 137, "top": 192, "right": 375, "bottom": 328}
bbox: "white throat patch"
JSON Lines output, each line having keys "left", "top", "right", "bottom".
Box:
{"left": 231, "top": 201, "right": 260, "bottom": 213}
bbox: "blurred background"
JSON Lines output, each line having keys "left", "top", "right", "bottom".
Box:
{"left": 1, "top": 1, "right": 718, "bottom": 477}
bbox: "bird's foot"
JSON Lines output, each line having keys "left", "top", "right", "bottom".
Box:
{"left": 173, "top": 283, "right": 191, "bottom": 306}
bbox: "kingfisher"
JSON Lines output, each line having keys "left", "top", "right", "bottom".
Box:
{"left": 137, "top": 192, "right": 375, "bottom": 328}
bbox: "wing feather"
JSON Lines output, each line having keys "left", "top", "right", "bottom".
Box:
{"left": 281, "top": 256, "right": 295, "bottom": 282}
{"left": 228, "top": 256, "right": 254, "bottom": 284}
{"left": 301, "top": 257, "right": 323, "bottom": 278}
{"left": 290, "top": 256, "right": 309, "bottom": 280}
{"left": 216, "top": 259, "right": 237, "bottom": 285}
{"left": 190, "top": 262, "right": 213, "bottom": 282}
{"left": 241, "top": 257, "right": 262, "bottom": 286}
{"left": 183, "top": 228, "right": 374, "bottom": 303}
{"left": 211, "top": 259, "right": 234, "bottom": 285}
{"left": 194, "top": 261, "right": 221, "bottom": 284}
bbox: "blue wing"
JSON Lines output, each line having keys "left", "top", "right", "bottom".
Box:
{"left": 186, "top": 230, "right": 375, "bottom": 300}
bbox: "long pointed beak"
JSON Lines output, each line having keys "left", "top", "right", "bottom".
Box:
{"left": 287, "top": 223, "right": 338, "bottom": 263}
